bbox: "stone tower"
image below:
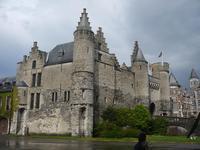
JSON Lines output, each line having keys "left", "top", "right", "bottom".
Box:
{"left": 131, "top": 41, "right": 149, "bottom": 105}
{"left": 151, "top": 62, "right": 170, "bottom": 115}
{"left": 189, "top": 68, "right": 200, "bottom": 89}
{"left": 71, "top": 8, "right": 95, "bottom": 136}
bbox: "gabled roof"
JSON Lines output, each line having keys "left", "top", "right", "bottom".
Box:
{"left": 190, "top": 68, "right": 199, "bottom": 79}
{"left": 170, "top": 73, "right": 180, "bottom": 87}
{"left": 46, "top": 42, "right": 73, "bottom": 66}
{"left": 77, "top": 8, "right": 91, "bottom": 31}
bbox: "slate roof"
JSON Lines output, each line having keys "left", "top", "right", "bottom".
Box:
{"left": 0, "top": 76, "right": 15, "bottom": 92}
{"left": 16, "top": 81, "right": 28, "bottom": 87}
{"left": 0, "top": 85, "right": 12, "bottom": 92}
{"left": 0, "top": 76, "right": 16, "bottom": 84}
{"left": 46, "top": 42, "right": 73, "bottom": 66}
{"left": 190, "top": 68, "right": 199, "bottom": 79}
{"left": 135, "top": 48, "right": 147, "bottom": 63}
{"left": 170, "top": 73, "right": 180, "bottom": 87}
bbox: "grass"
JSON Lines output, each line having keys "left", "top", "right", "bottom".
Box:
{"left": 147, "top": 135, "right": 200, "bottom": 144}
{"left": 15, "top": 134, "right": 200, "bottom": 144}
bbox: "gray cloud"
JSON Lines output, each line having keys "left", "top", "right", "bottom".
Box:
{"left": 0, "top": 0, "right": 199, "bottom": 87}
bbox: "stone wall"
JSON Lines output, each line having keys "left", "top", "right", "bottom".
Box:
{"left": 26, "top": 104, "right": 71, "bottom": 134}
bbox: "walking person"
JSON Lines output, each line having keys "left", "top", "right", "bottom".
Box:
{"left": 134, "top": 132, "right": 149, "bottom": 150}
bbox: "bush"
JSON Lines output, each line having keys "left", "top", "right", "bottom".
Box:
{"left": 96, "top": 105, "right": 152, "bottom": 137}
{"left": 151, "top": 117, "right": 169, "bottom": 135}
{"left": 102, "top": 106, "right": 118, "bottom": 123}
{"left": 94, "top": 120, "right": 142, "bottom": 138}
{"left": 99, "top": 129, "right": 122, "bottom": 138}
{"left": 121, "top": 128, "right": 141, "bottom": 138}
{"left": 93, "top": 121, "right": 119, "bottom": 137}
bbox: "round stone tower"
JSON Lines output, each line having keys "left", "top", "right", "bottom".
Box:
{"left": 71, "top": 8, "right": 95, "bottom": 136}
{"left": 151, "top": 62, "right": 170, "bottom": 115}
{"left": 131, "top": 41, "right": 149, "bottom": 106}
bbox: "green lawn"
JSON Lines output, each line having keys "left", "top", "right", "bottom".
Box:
{"left": 147, "top": 135, "right": 200, "bottom": 144}
{"left": 24, "top": 134, "right": 200, "bottom": 144}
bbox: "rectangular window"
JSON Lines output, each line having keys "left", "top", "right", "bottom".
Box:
{"left": 6, "top": 96, "right": 11, "bottom": 111}
{"left": 98, "top": 53, "right": 102, "bottom": 61}
{"left": 52, "top": 92, "right": 54, "bottom": 102}
{"left": 55, "top": 92, "right": 57, "bottom": 102}
{"left": 37, "top": 73, "right": 42, "bottom": 86}
{"left": 32, "top": 60, "right": 36, "bottom": 69}
{"left": 32, "top": 74, "right": 36, "bottom": 87}
{"left": 35, "top": 93, "right": 40, "bottom": 109}
{"left": 23, "top": 90, "right": 26, "bottom": 96}
{"left": 64, "top": 91, "right": 67, "bottom": 102}
{"left": 98, "top": 42, "right": 101, "bottom": 50}
{"left": 67, "top": 91, "right": 70, "bottom": 101}
{"left": 30, "top": 93, "right": 34, "bottom": 110}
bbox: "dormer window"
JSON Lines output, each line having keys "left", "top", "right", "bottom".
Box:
{"left": 32, "top": 60, "right": 36, "bottom": 69}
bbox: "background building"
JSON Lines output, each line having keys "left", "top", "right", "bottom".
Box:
{"left": 0, "top": 77, "right": 16, "bottom": 134}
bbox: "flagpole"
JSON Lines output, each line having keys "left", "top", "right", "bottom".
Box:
{"left": 162, "top": 51, "right": 164, "bottom": 66}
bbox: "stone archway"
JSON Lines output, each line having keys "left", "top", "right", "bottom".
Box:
{"left": 79, "top": 107, "right": 86, "bottom": 136}
{"left": 16, "top": 108, "right": 25, "bottom": 134}
{"left": 0, "top": 117, "right": 8, "bottom": 134}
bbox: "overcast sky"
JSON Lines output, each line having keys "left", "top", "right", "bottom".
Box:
{"left": 0, "top": 0, "right": 200, "bottom": 87}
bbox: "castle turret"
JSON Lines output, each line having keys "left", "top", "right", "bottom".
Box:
{"left": 189, "top": 68, "right": 200, "bottom": 89}
{"left": 131, "top": 41, "right": 149, "bottom": 105}
{"left": 170, "top": 73, "right": 180, "bottom": 88}
{"left": 71, "top": 8, "right": 95, "bottom": 136}
{"left": 131, "top": 41, "right": 139, "bottom": 66}
{"left": 151, "top": 62, "right": 170, "bottom": 115}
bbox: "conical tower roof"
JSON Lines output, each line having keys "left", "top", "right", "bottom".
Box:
{"left": 135, "top": 48, "right": 147, "bottom": 63}
{"left": 190, "top": 68, "right": 199, "bottom": 79}
{"left": 77, "top": 8, "right": 91, "bottom": 31}
{"left": 170, "top": 73, "right": 180, "bottom": 87}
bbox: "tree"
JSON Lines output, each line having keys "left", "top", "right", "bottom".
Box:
{"left": 131, "top": 105, "right": 151, "bottom": 130}
{"left": 8, "top": 86, "right": 19, "bottom": 134}
{"left": 102, "top": 106, "right": 118, "bottom": 123}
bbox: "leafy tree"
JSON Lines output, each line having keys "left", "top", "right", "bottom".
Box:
{"left": 8, "top": 86, "right": 19, "bottom": 134}
{"left": 102, "top": 106, "right": 118, "bottom": 123}
{"left": 131, "top": 105, "right": 151, "bottom": 130}
{"left": 115, "top": 107, "right": 130, "bottom": 127}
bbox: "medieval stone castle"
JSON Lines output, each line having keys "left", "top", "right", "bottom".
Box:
{"left": 0, "top": 9, "right": 199, "bottom": 136}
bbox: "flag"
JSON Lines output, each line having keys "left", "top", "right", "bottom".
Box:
{"left": 158, "top": 51, "right": 162, "bottom": 57}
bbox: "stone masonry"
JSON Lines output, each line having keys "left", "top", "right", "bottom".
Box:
{"left": 11, "top": 8, "right": 171, "bottom": 136}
